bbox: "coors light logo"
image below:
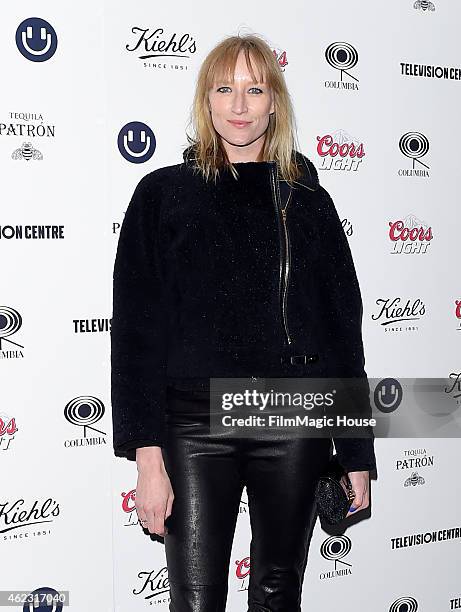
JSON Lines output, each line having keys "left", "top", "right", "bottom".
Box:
{"left": 455, "top": 300, "right": 461, "bottom": 331}
{"left": 0, "top": 412, "right": 18, "bottom": 451}
{"left": 316, "top": 130, "right": 365, "bottom": 172}
{"left": 234, "top": 555, "right": 250, "bottom": 592}
{"left": 388, "top": 214, "right": 433, "bottom": 255}
{"left": 120, "top": 487, "right": 139, "bottom": 527}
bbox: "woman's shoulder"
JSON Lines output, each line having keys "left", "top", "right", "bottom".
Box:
{"left": 130, "top": 160, "right": 192, "bottom": 204}
{"left": 292, "top": 150, "right": 320, "bottom": 193}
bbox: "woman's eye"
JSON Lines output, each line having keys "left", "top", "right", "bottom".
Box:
{"left": 216, "top": 86, "right": 264, "bottom": 94}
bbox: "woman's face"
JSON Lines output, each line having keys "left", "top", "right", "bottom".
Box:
{"left": 208, "top": 50, "right": 275, "bottom": 160}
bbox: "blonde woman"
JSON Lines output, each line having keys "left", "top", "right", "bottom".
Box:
{"left": 111, "top": 34, "right": 376, "bottom": 612}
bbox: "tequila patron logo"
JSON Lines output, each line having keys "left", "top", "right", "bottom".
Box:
{"left": 0, "top": 111, "right": 55, "bottom": 139}
{"left": 319, "top": 535, "right": 352, "bottom": 579}
{"left": 414, "top": 0, "right": 435, "bottom": 10}
{"left": 398, "top": 132, "right": 430, "bottom": 176}
{"left": 0, "top": 306, "right": 24, "bottom": 359}
{"left": 15, "top": 18, "right": 58, "bottom": 62}
{"left": 324, "top": 42, "right": 359, "bottom": 90}
{"left": 397, "top": 448, "right": 434, "bottom": 470}
{"left": 316, "top": 130, "right": 365, "bottom": 172}
{"left": 388, "top": 214, "right": 433, "bottom": 255}
{"left": 117, "top": 121, "right": 156, "bottom": 164}
{"left": 404, "top": 471, "right": 426, "bottom": 487}
{"left": 126, "top": 26, "right": 196, "bottom": 70}
{"left": 0, "top": 412, "right": 18, "bottom": 451}
{"left": 1, "top": 111, "right": 56, "bottom": 161}
{"left": 12, "top": 141, "right": 43, "bottom": 161}
{"left": 63, "top": 396, "right": 106, "bottom": 449}
{"left": 371, "top": 298, "right": 425, "bottom": 332}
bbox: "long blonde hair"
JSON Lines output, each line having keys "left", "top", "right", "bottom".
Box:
{"left": 185, "top": 33, "right": 303, "bottom": 184}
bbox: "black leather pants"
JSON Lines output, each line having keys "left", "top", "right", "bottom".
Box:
{"left": 162, "top": 386, "right": 332, "bottom": 612}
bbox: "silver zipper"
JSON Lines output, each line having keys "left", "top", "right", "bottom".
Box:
{"left": 281, "top": 191, "right": 293, "bottom": 345}
{"left": 270, "top": 164, "right": 294, "bottom": 346}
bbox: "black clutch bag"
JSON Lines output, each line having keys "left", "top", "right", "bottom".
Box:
{"left": 314, "top": 455, "right": 356, "bottom": 525}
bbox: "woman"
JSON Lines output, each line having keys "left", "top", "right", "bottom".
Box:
{"left": 111, "top": 34, "right": 376, "bottom": 612}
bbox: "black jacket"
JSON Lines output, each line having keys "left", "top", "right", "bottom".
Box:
{"left": 110, "top": 147, "right": 376, "bottom": 472}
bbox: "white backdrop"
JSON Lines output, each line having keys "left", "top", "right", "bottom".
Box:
{"left": 2, "top": 1, "right": 460, "bottom": 610}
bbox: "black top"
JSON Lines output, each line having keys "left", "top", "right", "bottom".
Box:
{"left": 110, "top": 147, "right": 377, "bottom": 473}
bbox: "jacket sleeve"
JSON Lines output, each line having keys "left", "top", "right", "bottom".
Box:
{"left": 317, "top": 185, "right": 377, "bottom": 473}
{"left": 110, "top": 173, "right": 168, "bottom": 461}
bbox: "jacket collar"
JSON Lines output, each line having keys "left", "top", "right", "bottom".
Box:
{"left": 182, "top": 145, "right": 319, "bottom": 192}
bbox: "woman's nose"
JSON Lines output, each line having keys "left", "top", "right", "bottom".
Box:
{"left": 231, "top": 91, "right": 248, "bottom": 114}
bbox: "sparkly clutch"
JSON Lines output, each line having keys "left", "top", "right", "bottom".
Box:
{"left": 314, "top": 455, "right": 356, "bottom": 525}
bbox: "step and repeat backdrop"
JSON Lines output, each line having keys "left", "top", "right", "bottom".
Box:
{"left": 2, "top": 1, "right": 460, "bottom": 610}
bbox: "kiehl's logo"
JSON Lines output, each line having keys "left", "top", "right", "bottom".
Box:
{"left": 0, "top": 497, "right": 60, "bottom": 535}
{"left": 133, "top": 566, "right": 170, "bottom": 600}
{"left": 126, "top": 27, "right": 196, "bottom": 59}
{"left": 371, "top": 297, "right": 425, "bottom": 332}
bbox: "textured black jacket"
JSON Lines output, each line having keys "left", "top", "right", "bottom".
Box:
{"left": 110, "top": 147, "right": 377, "bottom": 472}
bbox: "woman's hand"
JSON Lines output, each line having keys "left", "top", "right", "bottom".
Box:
{"left": 135, "top": 447, "right": 174, "bottom": 536}
{"left": 345, "top": 470, "right": 370, "bottom": 518}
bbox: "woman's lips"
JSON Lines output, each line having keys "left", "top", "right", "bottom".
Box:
{"left": 227, "top": 120, "right": 252, "bottom": 128}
